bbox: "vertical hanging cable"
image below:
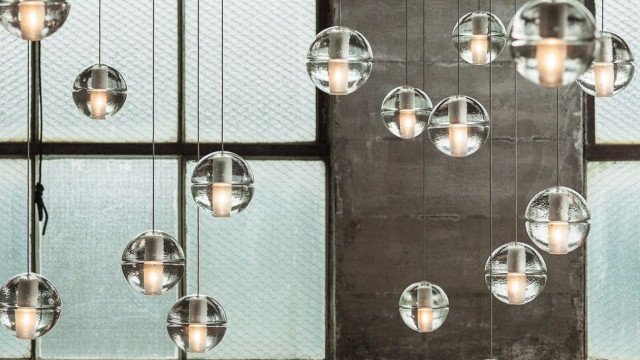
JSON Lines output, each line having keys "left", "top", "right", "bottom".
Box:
{"left": 151, "top": 0, "right": 156, "bottom": 231}
{"left": 556, "top": 87, "right": 560, "bottom": 187}
{"left": 196, "top": 0, "right": 201, "bottom": 296}
{"left": 26, "top": 43, "right": 31, "bottom": 274}
{"left": 514, "top": 3, "right": 519, "bottom": 246}
{"left": 220, "top": 0, "right": 225, "bottom": 153}
{"left": 488, "top": 0, "right": 494, "bottom": 356}
{"left": 35, "top": 46, "right": 48, "bottom": 235}
{"left": 422, "top": 0, "right": 427, "bottom": 280}
{"left": 338, "top": 0, "right": 342, "bottom": 27}
{"left": 98, "top": 0, "right": 101, "bottom": 64}
{"left": 405, "top": 0, "right": 409, "bottom": 85}
{"left": 601, "top": 0, "right": 604, "bottom": 30}
{"left": 456, "top": 0, "right": 461, "bottom": 94}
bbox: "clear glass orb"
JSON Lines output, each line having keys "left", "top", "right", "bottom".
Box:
{"left": 0, "top": 0, "right": 69, "bottom": 41}
{"left": 72, "top": 64, "right": 128, "bottom": 120}
{"left": 167, "top": 294, "right": 227, "bottom": 353}
{"left": 0, "top": 272, "right": 61, "bottom": 339}
{"left": 452, "top": 11, "right": 507, "bottom": 65}
{"left": 121, "top": 230, "right": 185, "bottom": 296}
{"left": 577, "top": 31, "right": 635, "bottom": 97}
{"left": 485, "top": 242, "right": 547, "bottom": 305}
{"left": 525, "top": 186, "right": 590, "bottom": 255}
{"left": 509, "top": 0, "right": 596, "bottom": 87}
{"left": 398, "top": 281, "right": 449, "bottom": 333}
{"left": 191, "top": 151, "right": 254, "bottom": 217}
{"left": 427, "top": 95, "right": 490, "bottom": 157}
{"left": 306, "top": 26, "right": 373, "bottom": 95}
{"left": 380, "top": 86, "right": 433, "bottom": 139}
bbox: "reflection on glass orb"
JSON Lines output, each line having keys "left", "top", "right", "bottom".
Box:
{"left": 0, "top": 0, "right": 70, "bottom": 41}
{"left": 121, "top": 230, "right": 185, "bottom": 296}
{"left": 167, "top": 294, "right": 227, "bottom": 353}
{"left": 525, "top": 186, "right": 590, "bottom": 255}
{"left": 509, "top": 0, "right": 596, "bottom": 87}
{"left": 306, "top": 26, "right": 373, "bottom": 95}
{"left": 453, "top": 11, "right": 506, "bottom": 65}
{"left": 578, "top": 31, "right": 635, "bottom": 97}
{"left": 381, "top": 86, "right": 432, "bottom": 139}
{"left": 0, "top": 272, "right": 61, "bottom": 339}
{"left": 427, "top": 95, "right": 490, "bottom": 157}
{"left": 399, "top": 281, "right": 449, "bottom": 332}
{"left": 72, "top": 64, "right": 127, "bottom": 120}
{"left": 191, "top": 151, "right": 254, "bottom": 217}
{"left": 485, "top": 242, "right": 547, "bottom": 305}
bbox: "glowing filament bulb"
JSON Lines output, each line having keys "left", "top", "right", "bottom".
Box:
{"left": 416, "top": 284, "right": 433, "bottom": 332}
{"left": 90, "top": 89, "right": 108, "bottom": 119}
{"left": 188, "top": 324, "right": 208, "bottom": 353}
{"left": 470, "top": 35, "right": 489, "bottom": 65}
{"left": 536, "top": 38, "right": 567, "bottom": 86}
{"left": 398, "top": 110, "right": 416, "bottom": 139}
{"left": 143, "top": 261, "right": 164, "bottom": 295}
{"left": 211, "top": 183, "right": 233, "bottom": 217}
{"left": 594, "top": 62, "right": 615, "bottom": 97}
{"left": 328, "top": 59, "right": 349, "bottom": 95}
{"left": 506, "top": 273, "right": 527, "bottom": 305}
{"left": 449, "top": 124, "right": 469, "bottom": 157}
{"left": 548, "top": 221, "right": 569, "bottom": 254}
{"left": 15, "top": 307, "right": 37, "bottom": 339}
{"left": 18, "top": 1, "right": 45, "bottom": 41}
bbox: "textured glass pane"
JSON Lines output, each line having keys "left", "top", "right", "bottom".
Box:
{"left": 0, "top": 35, "right": 28, "bottom": 141}
{"left": 39, "top": 158, "right": 179, "bottom": 359}
{"left": 0, "top": 160, "right": 31, "bottom": 357}
{"left": 41, "top": 0, "right": 177, "bottom": 142}
{"left": 595, "top": 2, "right": 640, "bottom": 144}
{"left": 184, "top": 0, "right": 316, "bottom": 143}
{"left": 587, "top": 162, "right": 640, "bottom": 360}
{"left": 185, "top": 160, "right": 326, "bottom": 359}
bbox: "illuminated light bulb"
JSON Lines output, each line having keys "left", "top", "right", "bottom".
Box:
{"left": 470, "top": 34, "right": 489, "bottom": 65}
{"left": 327, "top": 31, "right": 350, "bottom": 95}
{"left": 143, "top": 261, "right": 164, "bottom": 295}
{"left": 15, "top": 307, "right": 37, "bottom": 339}
{"left": 594, "top": 62, "right": 615, "bottom": 97}
{"left": 448, "top": 98, "right": 468, "bottom": 157}
{"left": 548, "top": 221, "right": 569, "bottom": 254}
{"left": 398, "top": 110, "right": 416, "bottom": 139}
{"left": 89, "top": 89, "right": 108, "bottom": 119}
{"left": 536, "top": 38, "right": 567, "bottom": 87}
{"left": 506, "top": 245, "right": 526, "bottom": 305}
{"left": 188, "top": 324, "right": 208, "bottom": 353}
{"left": 416, "top": 284, "right": 433, "bottom": 332}
{"left": 18, "top": 1, "right": 45, "bottom": 41}
{"left": 211, "top": 183, "right": 233, "bottom": 217}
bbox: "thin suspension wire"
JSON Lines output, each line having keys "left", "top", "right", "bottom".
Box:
{"left": 220, "top": 0, "right": 225, "bottom": 153}
{"left": 556, "top": 87, "right": 560, "bottom": 187}
{"left": 98, "top": 0, "right": 101, "bottom": 64}
{"left": 196, "top": 0, "right": 201, "bottom": 296}
{"left": 338, "top": 0, "right": 342, "bottom": 27}
{"left": 405, "top": 0, "right": 409, "bottom": 85}
{"left": 601, "top": 0, "right": 604, "bottom": 30}
{"left": 457, "top": 0, "right": 461, "bottom": 94}
{"left": 26, "top": 43, "right": 31, "bottom": 274}
{"left": 422, "top": 0, "right": 427, "bottom": 280}
{"left": 488, "top": 0, "right": 494, "bottom": 355}
{"left": 151, "top": 0, "right": 156, "bottom": 231}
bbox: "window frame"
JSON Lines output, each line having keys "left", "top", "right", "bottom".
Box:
{"left": 0, "top": 1, "right": 333, "bottom": 359}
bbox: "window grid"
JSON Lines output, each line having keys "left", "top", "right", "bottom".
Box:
{"left": 0, "top": 0, "right": 332, "bottom": 359}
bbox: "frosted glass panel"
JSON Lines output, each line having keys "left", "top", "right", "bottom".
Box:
{"left": 587, "top": 162, "right": 640, "bottom": 359}
{"left": 39, "top": 158, "right": 179, "bottom": 359}
{"left": 41, "top": 0, "right": 177, "bottom": 142}
{"left": 184, "top": 0, "right": 316, "bottom": 143}
{"left": 0, "top": 160, "right": 31, "bottom": 357}
{"left": 185, "top": 160, "right": 326, "bottom": 359}
{"left": 595, "top": 2, "right": 640, "bottom": 144}
{"left": 0, "top": 34, "right": 27, "bottom": 141}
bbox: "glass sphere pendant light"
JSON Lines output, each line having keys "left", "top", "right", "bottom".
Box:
{"left": 122, "top": 2, "right": 184, "bottom": 296}
{"left": 509, "top": 0, "right": 596, "bottom": 87}
{"left": 72, "top": 0, "right": 127, "bottom": 120}
{"left": 306, "top": 0, "right": 372, "bottom": 95}
{"left": 167, "top": 295, "right": 227, "bottom": 353}
{"left": 485, "top": 242, "right": 547, "bottom": 305}
{"left": 577, "top": 31, "right": 634, "bottom": 97}
{"left": 380, "top": 0, "right": 432, "bottom": 139}
{"left": 453, "top": 11, "right": 506, "bottom": 65}
{"left": 0, "top": 0, "right": 70, "bottom": 41}
{"left": 399, "top": 281, "right": 449, "bottom": 332}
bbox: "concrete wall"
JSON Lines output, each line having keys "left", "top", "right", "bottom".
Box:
{"left": 330, "top": 1, "right": 586, "bottom": 359}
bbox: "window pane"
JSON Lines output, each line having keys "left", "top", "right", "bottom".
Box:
{"left": 0, "top": 35, "right": 27, "bottom": 141}
{"left": 594, "top": 2, "right": 640, "bottom": 144}
{"left": 0, "top": 160, "right": 30, "bottom": 357}
{"left": 39, "top": 158, "right": 179, "bottom": 359}
{"left": 184, "top": 0, "right": 317, "bottom": 143}
{"left": 587, "top": 162, "right": 640, "bottom": 359}
{"left": 185, "top": 160, "right": 326, "bottom": 359}
{"left": 41, "top": 0, "right": 178, "bottom": 142}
